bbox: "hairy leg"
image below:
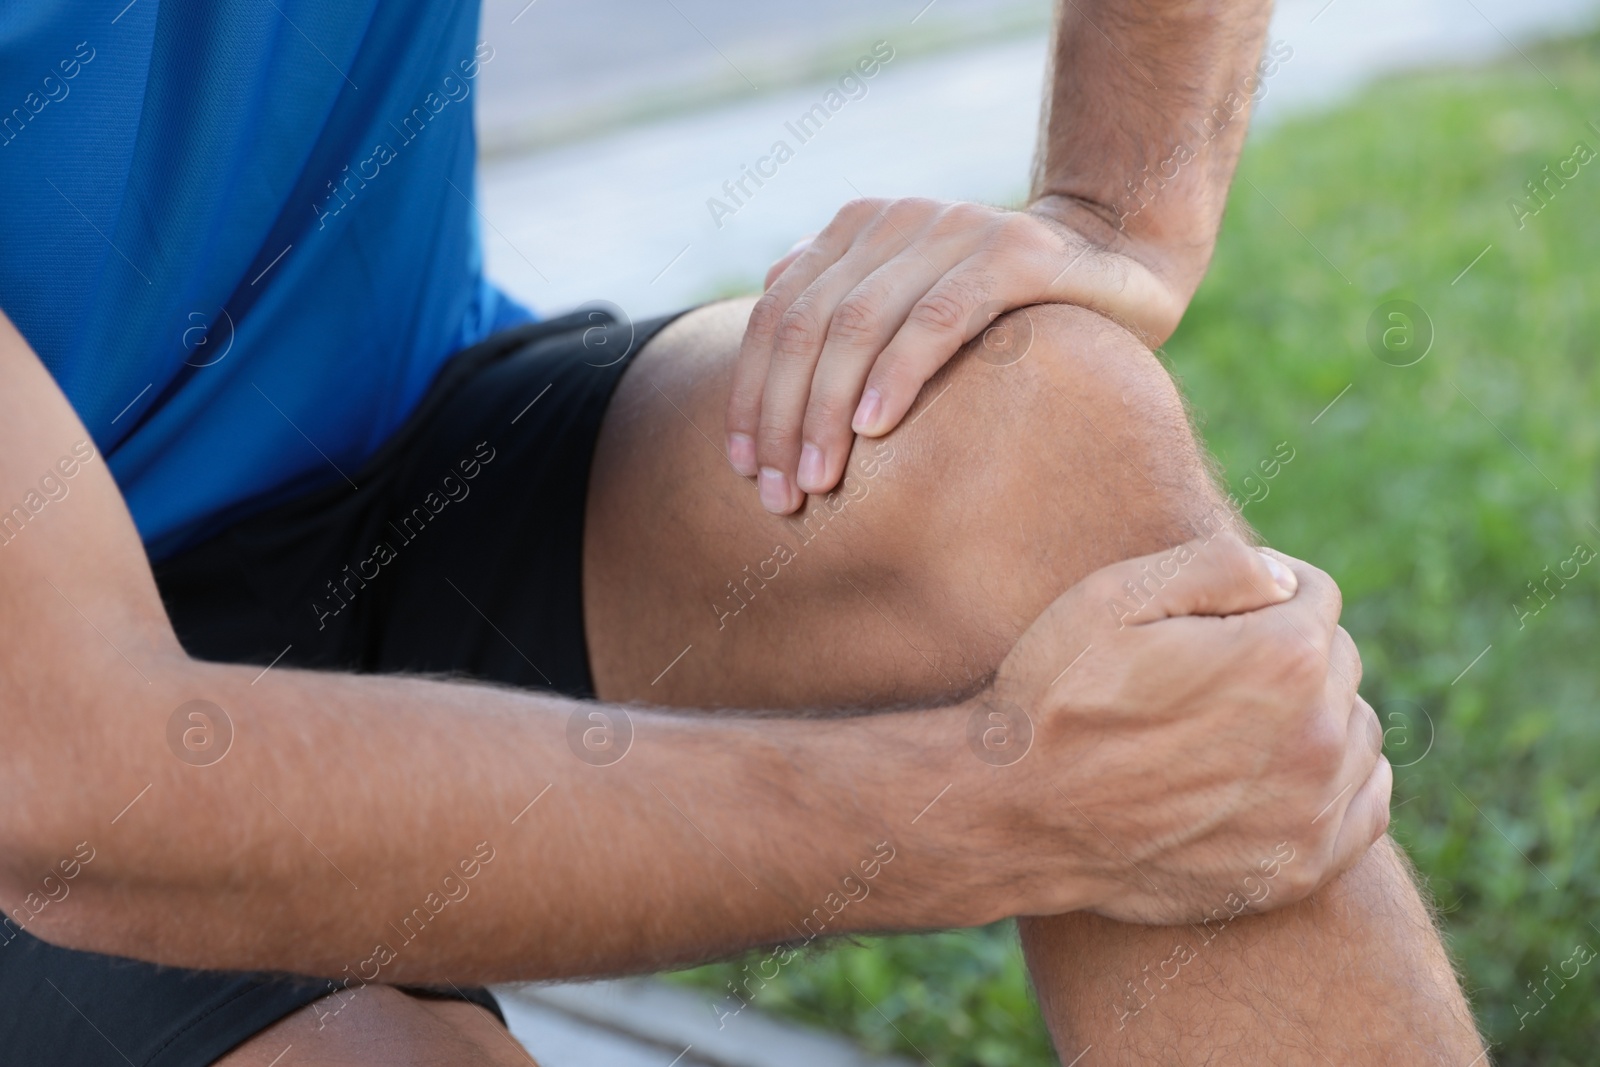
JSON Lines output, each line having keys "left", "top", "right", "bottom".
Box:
{"left": 584, "top": 297, "right": 1484, "bottom": 1062}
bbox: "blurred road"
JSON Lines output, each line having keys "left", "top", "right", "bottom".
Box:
{"left": 475, "top": 0, "right": 1047, "bottom": 153}
{"left": 472, "top": 0, "right": 1599, "bottom": 320}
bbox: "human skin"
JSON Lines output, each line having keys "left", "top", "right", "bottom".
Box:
{"left": 583, "top": 297, "right": 1483, "bottom": 1064}
{"left": 727, "top": 0, "right": 1285, "bottom": 511}
{"left": 228, "top": 293, "right": 1476, "bottom": 1064}
{"left": 0, "top": 0, "right": 1482, "bottom": 1059}
{"left": 0, "top": 300, "right": 1379, "bottom": 979}
{"left": 0, "top": 290, "right": 1469, "bottom": 1067}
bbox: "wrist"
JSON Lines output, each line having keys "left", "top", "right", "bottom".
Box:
{"left": 924, "top": 689, "right": 1111, "bottom": 925}
{"left": 1025, "top": 196, "right": 1188, "bottom": 346}
{"left": 793, "top": 701, "right": 995, "bottom": 932}
{"left": 846, "top": 695, "right": 1097, "bottom": 930}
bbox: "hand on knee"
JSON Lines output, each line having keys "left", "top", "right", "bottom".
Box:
{"left": 958, "top": 530, "right": 1390, "bottom": 926}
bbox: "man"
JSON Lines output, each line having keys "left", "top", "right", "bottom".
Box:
{"left": 0, "top": 1, "right": 1484, "bottom": 1064}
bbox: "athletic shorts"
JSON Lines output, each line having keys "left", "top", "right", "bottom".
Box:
{"left": 0, "top": 306, "right": 689, "bottom": 1067}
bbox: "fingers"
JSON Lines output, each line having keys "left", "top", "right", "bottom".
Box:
{"left": 794, "top": 255, "right": 946, "bottom": 495}
{"left": 752, "top": 250, "right": 918, "bottom": 512}
{"left": 729, "top": 198, "right": 991, "bottom": 511}
{"left": 852, "top": 218, "right": 1059, "bottom": 437}
{"left": 727, "top": 203, "right": 878, "bottom": 479}
{"left": 1328, "top": 743, "right": 1393, "bottom": 878}
{"left": 1101, "top": 532, "right": 1298, "bottom": 628}
{"left": 849, "top": 262, "right": 1005, "bottom": 437}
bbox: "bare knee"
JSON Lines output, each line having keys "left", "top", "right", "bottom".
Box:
{"left": 856, "top": 303, "right": 1232, "bottom": 658}
{"left": 585, "top": 298, "right": 1229, "bottom": 705}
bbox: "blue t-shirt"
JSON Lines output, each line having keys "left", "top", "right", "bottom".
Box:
{"left": 0, "top": 0, "right": 530, "bottom": 559}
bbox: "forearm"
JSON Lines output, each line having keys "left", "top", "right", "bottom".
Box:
{"left": 12, "top": 651, "right": 967, "bottom": 982}
{"left": 0, "top": 311, "right": 980, "bottom": 982}
{"left": 1033, "top": 0, "right": 1278, "bottom": 306}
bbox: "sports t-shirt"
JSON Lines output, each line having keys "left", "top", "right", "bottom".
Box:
{"left": 0, "top": 0, "right": 530, "bottom": 559}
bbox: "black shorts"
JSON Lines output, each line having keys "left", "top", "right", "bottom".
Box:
{"left": 0, "top": 306, "right": 688, "bottom": 1067}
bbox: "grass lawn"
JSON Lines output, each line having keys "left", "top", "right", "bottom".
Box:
{"left": 670, "top": 27, "right": 1600, "bottom": 1066}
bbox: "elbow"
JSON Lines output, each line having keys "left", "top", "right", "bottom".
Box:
{"left": 0, "top": 643, "right": 191, "bottom": 959}
{"left": 0, "top": 839, "right": 107, "bottom": 953}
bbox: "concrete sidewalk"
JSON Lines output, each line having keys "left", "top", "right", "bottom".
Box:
{"left": 495, "top": 978, "right": 918, "bottom": 1067}
{"left": 473, "top": 0, "right": 1598, "bottom": 320}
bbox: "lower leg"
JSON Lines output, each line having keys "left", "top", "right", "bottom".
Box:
{"left": 1023, "top": 839, "right": 1480, "bottom": 1064}
{"left": 584, "top": 298, "right": 1484, "bottom": 1062}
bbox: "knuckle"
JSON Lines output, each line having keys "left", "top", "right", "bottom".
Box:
{"left": 995, "top": 210, "right": 1044, "bottom": 245}
{"left": 773, "top": 305, "right": 824, "bottom": 359}
{"left": 1276, "top": 633, "right": 1327, "bottom": 695}
{"left": 932, "top": 201, "right": 989, "bottom": 236}
{"left": 1300, "top": 709, "right": 1347, "bottom": 773}
{"left": 827, "top": 297, "right": 879, "bottom": 348}
{"left": 1279, "top": 858, "right": 1321, "bottom": 901}
{"left": 1373, "top": 797, "right": 1392, "bottom": 840}
{"left": 1302, "top": 561, "right": 1343, "bottom": 619}
{"left": 1359, "top": 699, "right": 1383, "bottom": 756}
{"left": 756, "top": 418, "right": 803, "bottom": 459}
{"left": 1324, "top": 572, "right": 1345, "bottom": 620}
{"left": 747, "top": 293, "right": 786, "bottom": 340}
{"left": 803, "top": 395, "right": 851, "bottom": 441}
{"left": 890, "top": 195, "right": 940, "bottom": 220}
{"left": 1335, "top": 627, "right": 1363, "bottom": 688}
{"left": 835, "top": 198, "right": 881, "bottom": 227}
{"left": 909, "top": 288, "right": 970, "bottom": 335}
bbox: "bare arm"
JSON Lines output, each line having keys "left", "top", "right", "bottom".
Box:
{"left": 725, "top": 0, "right": 1277, "bottom": 509}
{"left": 0, "top": 309, "right": 1382, "bottom": 983}
{"left": 1032, "top": 0, "right": 1279, "bottom": 309}
{"left": 0, "top": 303, "right": 952, "bottom": 981}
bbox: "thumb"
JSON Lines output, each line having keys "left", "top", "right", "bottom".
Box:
{"left": 1102, "top": 531, "right": 1298, "bottom": 627}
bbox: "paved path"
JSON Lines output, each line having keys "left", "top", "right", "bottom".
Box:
{"left": 495, "top": 979, "right": 917, "bottom": 1067}
{"left": 475, "top": 0, "right": 1044, "bottom": 154}
{"left": 475, "top": 0, "right": 1597, "bottom": 320}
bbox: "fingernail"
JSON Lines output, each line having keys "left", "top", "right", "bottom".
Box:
{"left": 1259, "top": 550, "right": 1299, "bottom": 597}
{"left": 852, "top": 389, "right": 882, "bottom": 435}
{"left": 797, "top": 443, "right": 826, "bottom": 493}
{"left": 758, "top": 467, "right": 791, "bottom": 513}
{"left": 727, "top": 433, "right": 756, "bottom": 476}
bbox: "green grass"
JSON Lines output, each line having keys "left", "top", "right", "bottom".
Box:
{"left": 671, "top": 29, "right": 1600, "bottom": 1066}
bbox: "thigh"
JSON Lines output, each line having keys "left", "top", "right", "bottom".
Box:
{"left": 584, "top": 297, "right": 1225, "bottom": 710}
{"left": 217, "top": 986, "right": 536, "bottom": 1066}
